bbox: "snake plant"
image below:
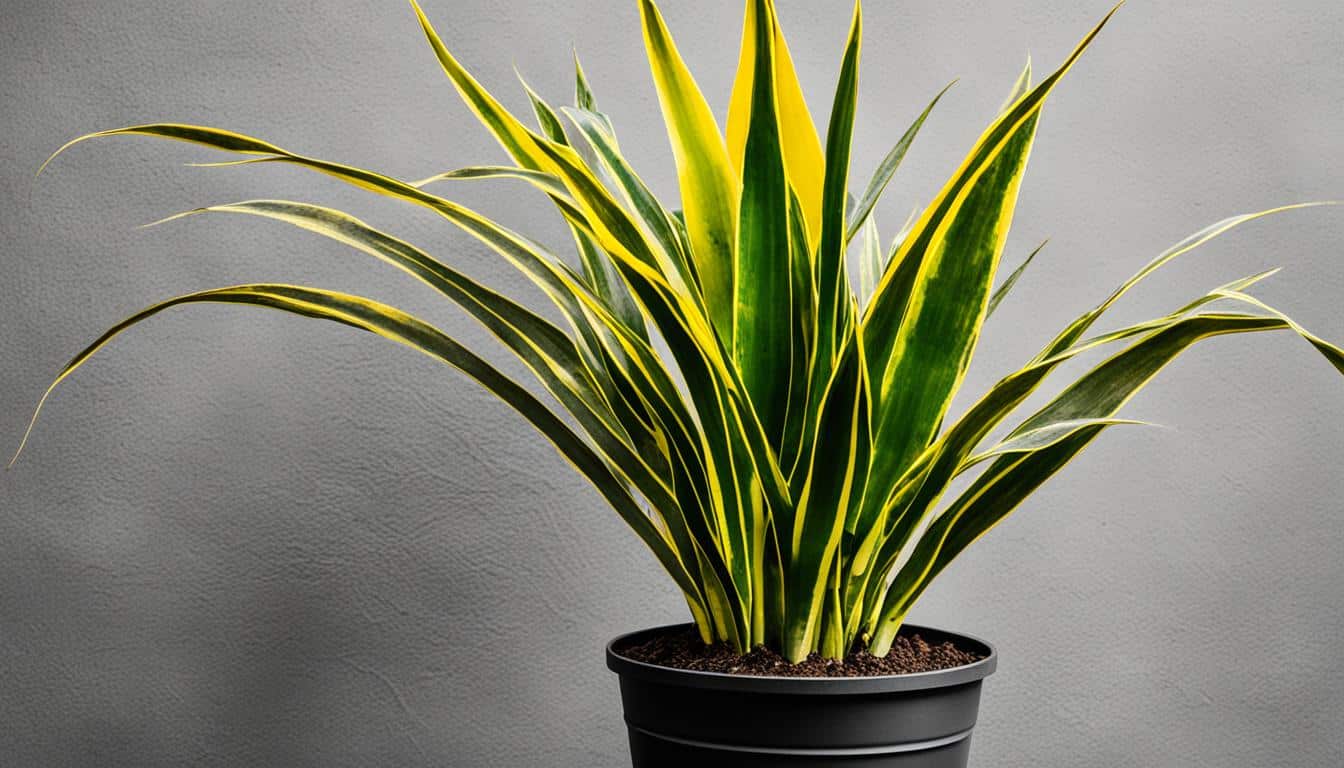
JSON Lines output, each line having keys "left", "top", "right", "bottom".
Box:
{"left": 16, "top": 0, "right": 1344, "bottom": 662}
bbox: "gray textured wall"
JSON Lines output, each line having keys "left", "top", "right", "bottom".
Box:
{"left": 2, "top": 1, "right": 1342, "bottom": 766}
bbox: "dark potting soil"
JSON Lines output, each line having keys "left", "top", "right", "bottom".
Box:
{"left": 618, "top": 627, "right": 983, "bottom": 677}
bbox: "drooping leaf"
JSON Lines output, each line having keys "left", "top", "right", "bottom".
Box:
{"left": 961, "top": 417, "right": 1153, "bottom": 469}
{"left": 11, "top": 283, "right": 713, "bottom": 620}
{"left": 848, "top": 265, "right": 1288, "bottom": 644}
{"left": 869, "top": 306, "right": 1344, "bottom": 653}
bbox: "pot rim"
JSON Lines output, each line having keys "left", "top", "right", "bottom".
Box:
{"left": 606, "top": 622, "right": 997, "bottom": 695}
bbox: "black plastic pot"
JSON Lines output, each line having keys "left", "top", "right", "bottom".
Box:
{"left": 607, "top": 623, "right": 996, "bottom": 767}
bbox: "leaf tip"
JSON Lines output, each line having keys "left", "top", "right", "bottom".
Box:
{"left": 36, "top": 134, "right": 92, "bottom": 179}
{"left": 9, "top": 388, "right": 56, "bottom": 470}
{"left": 144, "top": 208, "right": 208, "bottom": 229}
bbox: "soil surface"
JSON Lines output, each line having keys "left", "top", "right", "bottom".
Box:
{"left": 618, "top": 627, "right": 983, "bottom": 677}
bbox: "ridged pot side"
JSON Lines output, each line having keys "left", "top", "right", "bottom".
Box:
{"left": 606, "top": 623, "right": 997, "bottom": 768}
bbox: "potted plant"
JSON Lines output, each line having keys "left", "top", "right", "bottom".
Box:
{"left": 14, "top": 1, "right": 1343, "bottom": 766}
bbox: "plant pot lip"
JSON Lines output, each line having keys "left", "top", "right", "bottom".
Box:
{"left": 606, "top": 622, "right": 997, "bottom": 695}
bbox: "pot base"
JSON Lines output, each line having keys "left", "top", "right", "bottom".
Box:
{"left": 627, "top": 724, "right": 973, "bottom": 767}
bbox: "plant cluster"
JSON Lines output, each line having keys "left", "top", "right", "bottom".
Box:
{"left": 18, "top": 1, "right": 1343, "bottom": 661}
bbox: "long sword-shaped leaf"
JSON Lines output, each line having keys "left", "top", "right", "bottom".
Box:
{"left": 862, "top": 7, "right": 1119, "bottom": 506}
{"left": 733, "top": 0, "right": 796, "bottom": 450}
{"left": 57, "top": 124, "right": 660, "bottom": 366}
{"left": 847, "top": 267, "right": 1285, "bottom": 643}
{"left": 777, "top": 191, "right": 818, "bottom": 479}
{"left": 785, "top": 330, "right": 872, "bottom": 660}
{"left": 1033, "top": 203, "right": 1337, "bottom": 363}
{"left": 844, "top": 81, "right": 955, "bottom": 245}
{"left": 102, "top": 200, "right": 719, "bottom": 604}
{"left": 961, "top": 417, "right": 1152, "bottom": 469}
{"left": 47, "top": 119, "right": 792, "bottom": 640}
{"left": 410, "top": 165, "right": 570, "bottom": 197}
{"left": 727, "top": 0, "right": 826, "bottom": 252}
{"left": 868, "top": 426, "right": 1105, "bottom": 654}
{"left": 637, "top": 0, "right": 739, "bottom": 341}
{"left": 868, "top": 107, "right": 1041, "bottom": 483}
{"left": 870, "top": 307, "right": 1344, "bottom": 653}
{"left": 986, "top": 239, "right": 1047, "bottom": 318}
{"left": 561, "top": 106, "right": 694, "bottom": 288}
{"left": 813, "top": 1, "right": 862, "bottom": 381}
{"left": 11, "top": 283, "right": 711, "bottom": 622}
{"left": 157, "top": 201, "right": 683, "bottom": 497}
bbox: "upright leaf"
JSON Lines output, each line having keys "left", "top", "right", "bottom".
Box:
{"left": 863, "top": 8, "right": 1119, "bottom": 498}
{"left": 845, "top": 82, "right": 954, "bottom": 245}
{"left": 814, "top": 1, "right": 862, "bottom": 372}
{"left": 637, "top": 0, "right": 740, "bottom": 342}
{"left": 785, "top": 331, "right": 871, "bottom": 660}
{"left": 733, "top": 0, "right": 795, "bottom": 449}
{"left": 858, "top": 215, "right": 882, "bottom": 306}
{"left": 986, "top": 239, "right": 1047, "bottom": 318}
{"left": 727, "top": 0, "right": 826, "bottom": 252}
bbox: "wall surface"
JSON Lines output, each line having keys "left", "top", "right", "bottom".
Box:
{"left": 2, "top": 1, "right": 1342, "bottom": 766}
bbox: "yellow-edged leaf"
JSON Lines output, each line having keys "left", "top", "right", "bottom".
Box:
{"left": 728, "top": 0, "right": 826, "bottom": 252}
{"left": 638, "top": 0, "right": 740, "bottom": 342}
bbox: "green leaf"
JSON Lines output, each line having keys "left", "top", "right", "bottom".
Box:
{"left": 573, "top": 50, "right": 597, "bottom": 113}
{"left": 727, "top": 0, "right": 826, "bottom": 252}
{"left": 862, "top": 7, "right": 1120, "bottom": 507}
{"left": 847, "top": 265, "right": 1287, "bottom": 645}
{"left": 732, "top": 0, "right": 796, "bottom": 450}
{"left": 785, "top": 331, "right": 871, "bottom": 660}
{"left": 157, "top": 200, "right": 676, "bottom": 490}
{"left": 777, "top": 191, "right": 819, "bottom": 481}
{"left": 1034, "top": 203, "right": 1336, "bottom": 363}
{"left": 870, "top": 306, "right": 1344, "bottom": 653}
{"left": 637, "top": 0, "right": 740, "bottom": 342}
{"left": 961, "top": 417, "right": 1153, "bottom": 469}
{"left": 986, "top": 239, "right": 1047, "bottom": 318}
{"left": 517, "top": 73, "right": 569, "bottom": 145}
{"left": 11, "top": 283, "right": 711, "bottom": 620}
{"left": 844, "top": 81, "right": 955, "bottom": 245}
{"left": 814, "top": 0, "right": 862, "bottom": 378}
{"left": 411, "top": 164, "right": 568, "bottom": 194}
{"left": 864, "top": 109, "right": 1040, "bottom": 520}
